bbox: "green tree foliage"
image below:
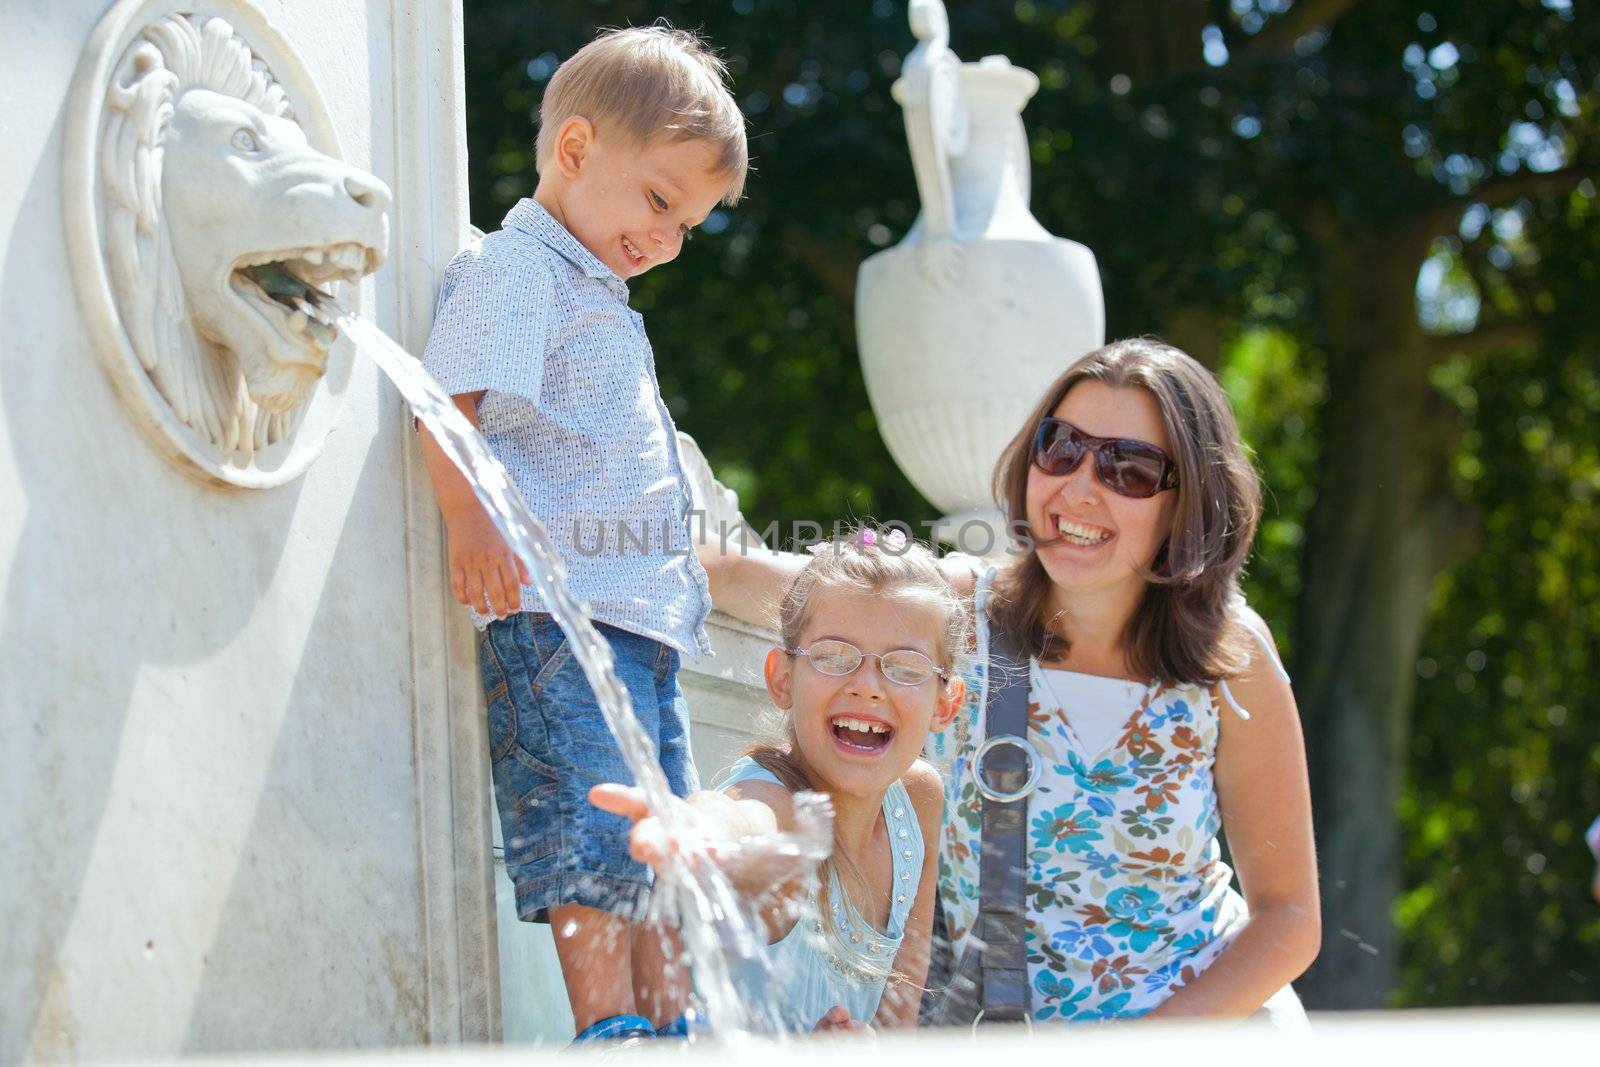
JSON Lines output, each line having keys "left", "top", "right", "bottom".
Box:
{"left": 1397, "top": 207, "right": 1600, "bottom": 1005}
{"left": 461, "top": 0, "right": 1600, "bottom": 1005}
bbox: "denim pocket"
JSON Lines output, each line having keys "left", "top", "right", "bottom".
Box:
{"left": 527, "top": 631, "right": 574, "bottom": 697}
{"left": 479, "top": 635, "right": 516, "bottom": 763}
{"left": 502, "top": 615, "right": 564, "bottom": 781}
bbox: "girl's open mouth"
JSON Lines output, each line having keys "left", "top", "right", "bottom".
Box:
{"left": 830, "top": 715, "right": 895, "bottom": 753}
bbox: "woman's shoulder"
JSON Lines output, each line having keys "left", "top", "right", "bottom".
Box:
{"left": 1223, "top": 599, "right": 1289, "bottom": 684}
{"left": 1213, "top": 600, "right": 1294, "bottom": 723}
{"left": 1230, "top": 598, "right": 1273, "bottom": 642}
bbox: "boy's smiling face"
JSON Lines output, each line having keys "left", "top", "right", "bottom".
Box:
{"left": 544, "top": 117, "right": 732, "bottom": 280}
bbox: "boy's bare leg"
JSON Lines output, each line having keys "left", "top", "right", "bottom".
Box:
{"left": 550, "top": 903, "right": 635, "bottom": 1033}
{"left": 632, "top": 919, "right": 689, "bottom": 1028}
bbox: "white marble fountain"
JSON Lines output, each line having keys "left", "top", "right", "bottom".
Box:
{"left": 3, "top": 0, "right": 1586, "bottom": 1060}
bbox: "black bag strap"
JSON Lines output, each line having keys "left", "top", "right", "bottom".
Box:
{"left": 972, "top": 621, "right": 1033, "bottom": 1021}
{"left": 924, "top": 619, "right": 1033, "bottom": 1025}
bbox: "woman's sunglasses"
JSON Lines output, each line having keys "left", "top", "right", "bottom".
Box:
{"left": 1032, "top": 417, "right": 1179, "bottom": 499}
{"left": 785, "top": 639, "right": 947, "bottom": 686}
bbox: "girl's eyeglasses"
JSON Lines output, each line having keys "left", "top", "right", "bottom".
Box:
{"left": 785, "top": 639, "right": 947, "bottom": 687}
{"left": 1032, "top": 416, "right": 1179, "bottom": 499}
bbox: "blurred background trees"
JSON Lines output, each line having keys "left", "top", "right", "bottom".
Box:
{"left": 460, "top": 0, "right": 1600, "bottom": 1008}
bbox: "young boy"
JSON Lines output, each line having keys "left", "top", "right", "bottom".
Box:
{"left": 417, "top": 25, "right": 747, "bottom": 1042}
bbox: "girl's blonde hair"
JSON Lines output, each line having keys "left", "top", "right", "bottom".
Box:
{"left": 536, "top": 24, "right": 749, "bottom": 205}
{"left": 990, "top": 338, "right": 1262, "bottom": 684}
{"left": 745, "top": 528, "right": 968, "bottom": 976}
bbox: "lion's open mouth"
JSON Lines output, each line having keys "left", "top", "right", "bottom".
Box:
{"left": 230, "top": 243, "right": 376, "bottom": 354}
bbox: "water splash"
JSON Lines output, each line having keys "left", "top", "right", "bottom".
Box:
{"left": 341, "top": 315, "right": 834, "bottom": 1038}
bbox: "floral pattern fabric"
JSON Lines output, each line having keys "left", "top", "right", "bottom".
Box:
{"left": 928, "top": 569, "right": 1248, "bottom": 1021}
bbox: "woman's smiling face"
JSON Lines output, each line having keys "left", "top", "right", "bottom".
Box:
{"left": 1025, "top": 380, "right": 1179, "bottom": 602}
{"left": 765, "top": 585, "right": 959, "bottom": 799}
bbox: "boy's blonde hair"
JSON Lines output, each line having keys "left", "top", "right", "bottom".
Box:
{"left": 536, "top": 24, "right": 749, "bottom": 205}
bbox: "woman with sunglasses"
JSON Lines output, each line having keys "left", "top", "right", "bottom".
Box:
{"left": 700, "top": 338, "right": 1319, "bottom": 1025}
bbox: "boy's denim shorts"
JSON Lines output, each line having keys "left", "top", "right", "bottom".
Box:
{"left": 480, "top": 612, "right": 699, "bottom": 922}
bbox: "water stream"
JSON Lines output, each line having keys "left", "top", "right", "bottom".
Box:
{"left": 339, "top": 315, "right": 833, "bottom": 1040}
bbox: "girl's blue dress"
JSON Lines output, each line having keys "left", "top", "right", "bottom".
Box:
{"left": 718, "top": 756, "right": 922, "bottom": 1031}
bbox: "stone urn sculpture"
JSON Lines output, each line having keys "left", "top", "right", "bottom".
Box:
{"left": 855, "top": 0, "right": 1104, "bottom": 550}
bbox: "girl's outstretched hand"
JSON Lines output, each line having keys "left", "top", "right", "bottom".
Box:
{"left": 588, "top": 783, "right": 762, "bottom": 867}
{"left": 812, "top": 1006, "right": 868, "bottom": 1033}
{"left": 589, "top": 780, "right": 821, "bottom": 913}
{"left": 589, "top": 783, "right": 683, "bottom": 866}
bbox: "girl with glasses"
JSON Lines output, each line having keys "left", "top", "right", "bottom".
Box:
{"left": 592, "top": 529, "right": 968, "bottom": 1032}
{"left": 698, "top": 339, "right": 1319, "bottom": 1026}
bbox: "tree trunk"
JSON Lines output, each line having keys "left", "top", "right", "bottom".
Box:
{"left": 1290, "top": 216, "right": 1473, "bottom": 1007}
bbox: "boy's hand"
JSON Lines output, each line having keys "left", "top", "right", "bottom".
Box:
{"left": 418, "top": 392, "right": 531, "bottom": 617}
{"left": 447, "top": 507, "right": 531, "bottom": 616}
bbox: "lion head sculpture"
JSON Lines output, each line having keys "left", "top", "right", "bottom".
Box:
{"left": 101, "top": 14, "right": 390, "bottom": 463}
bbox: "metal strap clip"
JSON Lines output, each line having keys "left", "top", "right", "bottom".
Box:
{"left": 971, "top": 734, "right": 1041, "bottom": 803}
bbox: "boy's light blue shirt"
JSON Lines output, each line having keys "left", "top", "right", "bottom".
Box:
{"left": 421, "top": 198, "right": 712, "bottom": 656}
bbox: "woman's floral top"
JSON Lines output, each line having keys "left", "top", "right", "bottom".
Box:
{"left": 927, "top": 567, "right": 1249, "bottom": 1021}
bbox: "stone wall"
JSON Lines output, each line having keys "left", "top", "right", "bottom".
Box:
{"left": 0, "top": 1, "right": 495, "bottom": 1058}
{"left": 1, "top": 1, "right": 782, "bottom": 1056}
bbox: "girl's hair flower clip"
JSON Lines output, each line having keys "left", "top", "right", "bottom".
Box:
{"left": 804, "top": 527, "right": 910, "bottom": 556}
{"left": 865, "top": 527, "right": 909, "bottom": 551}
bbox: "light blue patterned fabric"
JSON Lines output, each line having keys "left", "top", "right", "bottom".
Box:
{"left": 718, "top": 757, "right": 922, "bottom": 1031}
{"left": 421, "top": 198, "right": 711, "bottom": 655}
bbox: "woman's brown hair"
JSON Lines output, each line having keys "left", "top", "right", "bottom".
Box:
{"left": 990, "top": 338, "right": 1262, "bottom": 685}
